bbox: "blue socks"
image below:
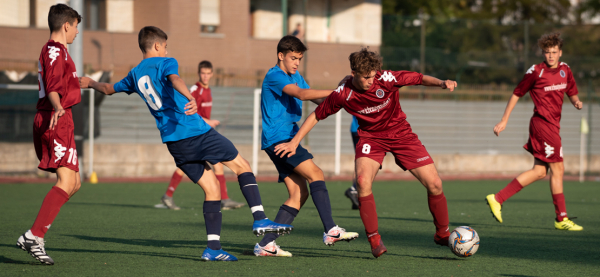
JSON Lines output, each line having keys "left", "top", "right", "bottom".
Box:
{"left": 259, "top": 205, "right": 299, "bottom": 247}
{"left": 309, "top": 181, "right": 336, "bottom": 232}
{"left": 203, "top": 201, "right": 222, "bottom": 250}
{"left": 238, "top": 172, "right": 267, "bottom": 221}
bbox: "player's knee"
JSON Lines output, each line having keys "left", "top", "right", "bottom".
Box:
{"left": 534, "top": 168, "right": 547, "bottom": 180}
{"left": 356, "top": 175, "right": 371, "bottom": 187}
{"left": 427, "top": 178, "right": 443, "bottom": 194}
{"left": 306, "top": 169, "right": 324, "bottom": 184}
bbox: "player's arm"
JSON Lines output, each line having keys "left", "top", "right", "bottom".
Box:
{"left": 167, "top": 74, "right": 197, "bottom": 115}
{"left": 569, "top": 95, "right": 583, "bottom": 110}
{"left": 80, "top": 77, "right": 117, "bottom": 95}
{"left": 274, "top": 112, "right": 320, "bottom": 158}
{"left": 202, "top": 116, "right": 220, "bottom": 128}
{"left": 282, "top": 84, "right": 333, "bottom": 101}
{"left": 421, "top": 75, "right": 457, "bottom": 91}
{"left": 47, "top": 91, "right": 64, "bottom": 130}
{"left": 493, "top": 94, "right": 520, "bottom": 136}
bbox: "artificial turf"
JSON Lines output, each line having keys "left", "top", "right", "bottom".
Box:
{"left": 1, "top": 179, "right": 599, "bottom": 276}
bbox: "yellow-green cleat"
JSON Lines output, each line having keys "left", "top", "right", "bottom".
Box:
{"left": 555, "top": 218, "right": 583, "bottom": 231}
{"left": 485, "top": 194, "right": 503, "bottom": 223}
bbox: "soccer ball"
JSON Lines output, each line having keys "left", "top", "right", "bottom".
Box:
{"left": 448, "top": 226, "right": 480, "bottom": 257}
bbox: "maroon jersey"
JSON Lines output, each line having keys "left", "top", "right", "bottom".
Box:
{"left": 190, "top": 82, "right": 212, "bottom": 119}
{"left": 513, "top": 61, "right": 578, "bottom": 129}
{"left": 315, "top": 70, "right": 423, "bottom": 138}
{"left": 36, "top": 40, "right": 81, "bottom": 111}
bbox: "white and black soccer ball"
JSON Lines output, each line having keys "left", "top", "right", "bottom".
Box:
{"left": 448, "top": 226, "right": 479, "bottom": 257}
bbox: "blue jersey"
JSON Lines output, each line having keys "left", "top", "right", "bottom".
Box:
{"left": 350, "top": 115, "right": 359, "bottom": 133}
{"left": 260, "top": 66, "right": 309, "bottom": 149}
{"left": 114, "top": 57, "right": 211, "bottom": 143}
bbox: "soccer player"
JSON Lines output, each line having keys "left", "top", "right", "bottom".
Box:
{"left": 160, "top": 60, "right": 245, "bottom": 211}
{"left": 15, "top": 4, "right": 82, "bottom": 265}
{"left": 275, "top": 48, "right": 457, "bottom": 258}
{"left": 486, "top": 32, "right": 583, "bottom": 231}
{"left": 80, "top": 26, "right": 293, "bottom": 261}
{"left": 253, "top": 35, "right": 359, "bottom": 257}
{"left": 344, "top": 115, "right": 360, "bottom": 210}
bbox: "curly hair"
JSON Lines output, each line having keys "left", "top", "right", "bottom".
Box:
{"left": 538, "top": 32, "right": 563, "bottom": 50}
{"left": 349, "top": 48, "right": 382, "bottom": 75}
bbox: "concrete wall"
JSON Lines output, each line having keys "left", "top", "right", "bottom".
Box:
{"left": 3, "top": 142, "right": 598, "bottom": 178}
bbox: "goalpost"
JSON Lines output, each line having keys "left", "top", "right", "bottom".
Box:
{"left": 252, "top": 88, "right": 342, "bottom": 176}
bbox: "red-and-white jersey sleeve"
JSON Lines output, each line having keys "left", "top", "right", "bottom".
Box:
{"left": 565, "top": 66, "right": 578, "bottom": 97}
{"left": 513, "top": 64, "right": 537, "bottom": 97}
{"left": 377, "top": 70, "right": 422, "bottom": 91}
{"left": 315, "top": 83, "right": 348, "bottom": 121}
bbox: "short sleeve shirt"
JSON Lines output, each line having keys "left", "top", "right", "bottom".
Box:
{"left": 190, "top": 83, "right": 212, "bottom": 119}
{"left": 513, "top": 61, "right": 578, "bottom": 128}
{"left": 315, "top": 70, "right": 423, "bottom": 138}
{"left": 36, "top": 40, "right": 81, "bottom": 111}
{"left": 260, "top": 66, "right": 309, "bottom": 149}
{"left": 113, "top": 57, "right": 211, "bottom": 143}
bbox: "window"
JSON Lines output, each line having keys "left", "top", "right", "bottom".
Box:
{"left": 200, "top": 0, "right": 220, "bottom": 34}
{"left": 85, "top": 0, "right": 106, "bottom": 31}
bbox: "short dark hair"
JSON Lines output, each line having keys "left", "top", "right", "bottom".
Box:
{"left": 538, "top": 32, "right": 563, "bottom": 50}
{"left": 349, "top": 47, "right": 382, "bottom": 75}
{"left": 48, "top": 4, "right": 81, "bottom": 33}
{"left": 138, "top": 26, "right": 168, "bottom": 54}
{"left": 277, "top": 35, "right": 307, "bottom": 55}
{"left": 198, "top": 60, "right": 213, "bottom": 72}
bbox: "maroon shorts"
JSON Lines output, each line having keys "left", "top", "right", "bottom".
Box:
{"left": 523, "top": 116, "right": 563, "bottom": 163}
{"left": 354, "top": 130, "right": 433, "bottom": 171}
{"left": 33, "top": 109, "right": 79, "bottom": 173}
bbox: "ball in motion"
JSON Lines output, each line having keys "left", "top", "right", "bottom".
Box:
{"left": 448, "top": 226, "right": 479, "bottom": 257}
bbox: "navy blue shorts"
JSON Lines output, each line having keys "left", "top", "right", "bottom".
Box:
{"left": 166, "top": 128, "right": 238, "bottom": 183}
{"left": 264, "top": 139, "right": 314, "bottom": 183}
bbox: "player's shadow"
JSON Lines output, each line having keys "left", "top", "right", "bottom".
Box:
{"left": 497, "top": 275, "right": 537, "bottom": 277}
{"left": 0, "top": 253, "right": 42, "bottom": 265}
{"left": 66, "top": 202, "right": 160, "bottom": 210}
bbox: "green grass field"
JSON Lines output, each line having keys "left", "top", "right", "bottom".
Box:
{"left": 1, "top": 179, "right": 599, "bottom": 276}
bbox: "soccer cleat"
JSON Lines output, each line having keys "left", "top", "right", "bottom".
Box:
{"left": 345, "top": 187, "right": 359, "bottom": 210}
{"left": 434, "top": 232, "right": 450, "bottom": 247}
{"left": 323, "top": 225, "right": 359, "bottom": 246}
{"left": 555, "top": 217, "right": 583, "bottom": 231}
{"left": 485, "top": 194, "right": 503, "bottom": 223}
{"left": 200, "top": 247, "right": 238, "bottom": 261}
{"left": 252, "top": 219, "right": 293, "bottom": 236}
{"left": 16, "top": 230, "right": 54, "bottom": 265}
{"left": 253, "top": 242, "right": 293, "bottom": 257}
{"left": 161, "top": 194, "right": 181, "bottom": 210}
{"left": 369, "top": 237, "right": 387, "bottom": 258}
{"left": 221, "top": 198, "right": 245, "bottom": 210}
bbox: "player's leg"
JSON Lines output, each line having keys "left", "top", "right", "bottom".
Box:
{"left": 221, "top": 154, "right": 293, "bottom": 235}
{"left": 345, "top": 132, "right": 360, "bottom": 209}
{"left": 355, "top": 156, "right": 386, "bottom": 257}
{"left": 409, "top": 163, "right": 450, "bottom": 246}
{"left": 254, "top": 173, "right": 306, "bottom": 257}
{"left": 548, "top": 162, "right": 582, "bottom": 230}
{"left": 19, "top": 167, "right": 80, "bottom": 265}
{"left": 160, "top": 168, "right": 184, "bottom": 210}
{"left": 486, "top": 159, "right": 548, "bottom": 223}
{"left": 214, "top": 162, "right": 245, "bottom": 210}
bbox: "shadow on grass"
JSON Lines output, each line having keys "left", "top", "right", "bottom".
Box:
{"left": 0, "top": 255, "right": 41, "bottom": 265}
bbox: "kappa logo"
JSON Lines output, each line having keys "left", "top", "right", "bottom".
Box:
{"left": 525, "top": 64, "right": 535, "bottom": 74}
{"left": 72, "top": 72, "right": 78, "bottom": 78}
{"left": 54, "top": 139, "right": 67, "bottom": 162}
{"left": 48, "top": 46, "right": 60, "bottom": 66}
{"left": 44, "top": 224, "right": 52, "bottom": 230}
{"left": 560, "top": 70, "right": 566, "bottom": 78}
{"left": 367, "top": 232, "right": 379, "bottom": 238}
{"left": 376, "top": 89, "right": 385, "bottom": 98}
{"left": 544, "top": 142, "right": 554, "bottom": 158}
{"left": 378, "top": 71, "right": 397, "bottom": 82}
{"left": 334, "top": 84, "right": 345, "bottom": 93}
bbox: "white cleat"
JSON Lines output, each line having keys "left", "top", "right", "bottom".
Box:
{"left": 323, "top": 225, "right": 359, "bottom": 246}
{"left": 16, "top": 230, "right": 54, "bottom": 265}
{"left": 253, "top": 242, "right": 293, "bottom": 257}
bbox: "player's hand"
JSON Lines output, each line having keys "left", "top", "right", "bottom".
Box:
{"left": 49, "top": 108, "right": 65, "bottom": 130}
{"left": 338, "top": 75, "right": 352, "bottom": 86}
{"left": 79, "top": 77, "right": 91, "bottom": 88}
{"left": 185, "top": 98, "right": 197, "bottom": 115}
{"left": 493, "top": 120, "right": 507, "bottom": 136}
{"left": 274, "top": 141, "right": 298, "bottom": 158}
{"left": 574, "top": 100, "right": 583, "bottom": 110}
{"left": 207, "top": 119, "right": 220, "bottom": 128}
{"left": 441, "top": 80, "right": 458, "bottom": 92}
